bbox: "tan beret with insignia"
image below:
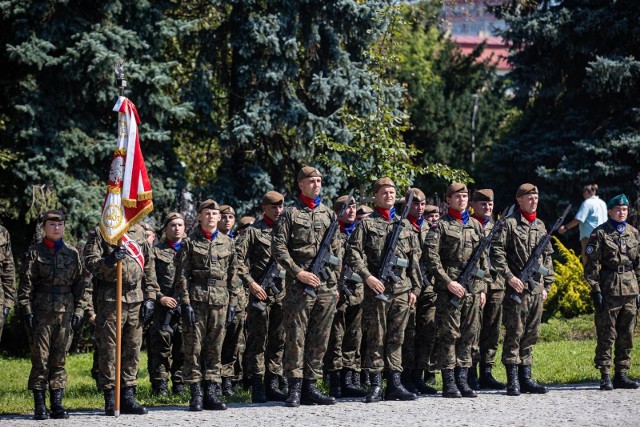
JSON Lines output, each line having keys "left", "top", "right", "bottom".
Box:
{"left": 446, "top": 182, "right": 468, "bottom": 197}
{"left": 333, "top": 194, "right": 356, "bottom": 212}
{"left": 198, "top": 199, "right": 220, "bottom": 213}
{"left": 473, "top": 189, "right": 494, "bottom": 202}
{"left": 408, "top": 188, "right": 426, "bottom": 203}
{"left": 373, "top": 177, "right": 396, "bottom": 194}
{"left": 42, "top": 209, "right": 65, "bottom": 224}
{"left": 261, "top": 191, "right": 284, "bottom": 205}
{"left": 237, "top": 216, "right": 255, "bottom": 230}
{"left": 516, "top": 183, "right": 538, "bottom": 198}
{"left": 424, "top": 205, "right": 440, "bottom": 215}
{"left": 297, "top": 166, "right": 322, "bottom": 182}
{"left": 219, "top": 205, "right": 235, "bottom": 216}
{"left": 163, "top": 212, "right": 184, "bottom": 229}
{"left": 356, "top": 205, "right": 374, "bottom": 219}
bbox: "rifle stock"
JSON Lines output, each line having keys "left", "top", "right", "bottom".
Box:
{"left": 251, "top": 258, "right": 285, "bottom": 312}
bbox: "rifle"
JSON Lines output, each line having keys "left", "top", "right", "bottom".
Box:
{"left": 450, "top": 204, "right": 514, "bottom": 308}
{"left": 251, "top": 258, "right": 285, "bottom": 312}
{"left": 376, "top": 190, "right": 414, "bottom": 303}
{"left": 508, "top": 204, "right": 572, "bottom": 304}
{"left": 303, "top": 189, "right": 354, "bottom": 298}
{"left": 337, "top": 264, "right": 362, "bottom": 304}
{"left": 161, "top": 303, "right": 181, "bottom": 335}
{"left": 226, "top": 304, "right": 237, "bottom": 326}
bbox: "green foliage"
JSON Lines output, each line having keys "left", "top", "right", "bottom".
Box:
{"left": 545, "top": 236, "right": 593, "bottom": 319}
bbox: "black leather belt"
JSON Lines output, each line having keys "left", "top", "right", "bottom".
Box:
{"left": 605, "top": 264, "right": 634, "bottom": 274}
{"left": 191, "top": 278, "right": 220, "bottom": 287}
{"left": 35, "top": 285, "right": 71, "bottom": 294}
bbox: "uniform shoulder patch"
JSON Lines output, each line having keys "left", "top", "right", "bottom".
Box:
{"left": 585, "top": 245, "right": 594, "bottom": 254}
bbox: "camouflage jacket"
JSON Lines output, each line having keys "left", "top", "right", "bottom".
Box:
{"left": 490, "top": 211, "right": 554, "bottom": 294}
{"left": 411, "top": 218, "right": 435, "bottom": 294}
{"left": 348, "top": 210, "right": 423, "bottom": 296}
{"left": 175, "top": 228, "right": 238, "bottom": 306}
{"left": 0, "top": 226, "right": 16, "bottom": 309}
{"left": 337, "top": 230, "right": 364, "bottom": 305}
{"left": 424, "top": 213, "right": 490, "bottom": 294}
{"left": 235, "top": 218, "right": 285, "bottom": 303}
{"left": 272, "top": 199, "right": 341, "bottom": 285}
{"left": 19, "top": 241, "right": 84, "bottom": 316}
{"left": 585, "top": 221, "right": 640, "bottom": 296}
{"left": 153, "top": 240, "right": 179, "bottom": 299}
{"left": 474, "top": 217, "right": 506, "bottom": 291}
{"left": 83, "top": 224, "right": 159, "bottom": 303}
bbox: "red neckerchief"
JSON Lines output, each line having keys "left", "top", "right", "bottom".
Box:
{"left": 300, "top": 194, "right": 317, "bottom": 210}
{"left": 375, "top": 206, "right": 392, "bottom": 222}
{"left": 407, "top": 214, "right": 421, "bottom": 231}
{"left": 43, "top": 237, "right": 55, "bottom": 250}
{"left": 448, "top": 207, "right": 463, "bottom": 223}
{"left": 520, "top": 209, "right": 537, "bottom": 223}
{"left": 201, "top": 228, "right": 213, "bottom": 240}
{"left": 167, "top": 239, "right": 180, "bottom": 251}
{"left": 472, "top": 213, "right": 490, "bottom": 228}
{"left": 263, "top": 214, "right": 275, "bottom": 228}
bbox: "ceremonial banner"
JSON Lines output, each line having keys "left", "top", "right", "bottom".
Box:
{"left": 99, "top": 96, "right": 153, "bottom": 243}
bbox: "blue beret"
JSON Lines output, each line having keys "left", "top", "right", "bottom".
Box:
{"left": 607, "top": 194, "right": 629, "bottom": 209}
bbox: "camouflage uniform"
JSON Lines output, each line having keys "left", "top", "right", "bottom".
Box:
{"left": 236, "top": 218, "right": 286, "bottom": 379}
{"left": 271, "top": 198, "right": 340, "bottom": 380}
{"left": 84, "top": 224, "right": 159, "bottom": 390}
{"left": 0, "top": 225, "right": 16, "bottom": 343}
{"left": 175, "top": 228, "right": 238, "bottom": 384}
{"left": 147, "top": 240, "right": 184, "bottom": 389}
{"left": 585, "top": 221, "right": 640, "bottom": 373}
{"left": 19, "top": 240, "right": 84, "bottom": 390}
{"left": 221, "top": 269, "right": 247, "bottom": 388}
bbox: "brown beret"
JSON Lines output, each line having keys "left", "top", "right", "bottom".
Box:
{"left": 424, "top": 205, "right": 440, "bottom": 215}
{"left": 516, "top": 183, "right": 538, "bottom": 198}
{"left": 163, "top": 212, "right": 184, "bottom": 229}
{"left": 356, "top": 205, "right": 373, "bottom": 218}
{"left": 237, "top": 216, "right": 255, "bottom": 230}
{"left": 333, "top": 194, "right": 356, "bottom": 212}
{"left": 42, "top": 209, "right": 65, "bottom": 224}
{"left": 373, "top": 177, "right": 396, "bottom": 194}
{"left": 408, "top": 188, "right": 426, "bottom": 203}
{"left": 472, "top": 189, "right": 494, "bottom": 202}
{"left": 198, "top": 199, "right": 219, "bottom": 213}
{"left": 297, "top": 166, "right": 322, "bottom": 182}
{"left": 261, "top": 191, "right": 284, "bottom": 205}
{"left": 446, "top": 182, "right": 468, "bottom": 197}
{"left": 219, "top": 205, "right": 235, "bottom": 216}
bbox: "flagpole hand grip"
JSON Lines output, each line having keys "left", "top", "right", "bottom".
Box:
{"left": 106, "top": 246, "right": 127, "bottom": 266}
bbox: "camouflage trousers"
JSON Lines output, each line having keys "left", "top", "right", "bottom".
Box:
{"left": 182, "top": 301, "right": 227, "bottom": 384}
{"left": 95, "top": 300, "right": 142, "bottom": 389}
{"left": 324, "top": 301, "right": 363, "bottom": 372}
{"left": 362, "top": 290, "right": 410, "bottom": 374}
{"left": 472, "top": 288, "right": 504, "bottom": 366}
{"left": 436, "top": 291, "right": 481, "bottom": 370}
{"left": 0, "top": 309, "right": 7, "bottom": 343}
{"left": 402, "top": 290, "right": 437, "bottom": 370}
{"left": 501, "top": 291, "right": 543, "bottom": 366}
{"left": 594, "top": 295, "right": 638, "bottom": 370}
{"left": 221, "top": 307, "right": 246, "bottom": 379}
{"left": 147, "top": 309, "right": 184, "bottom": 384}
{"left": 246, "top": 300, "right": 285, "bottom": 377}
{"left": 28, "top": 309, "right": 73, "bottom": 390}
{"left": 283, "top": 282, "right": 336, "bottom": 380}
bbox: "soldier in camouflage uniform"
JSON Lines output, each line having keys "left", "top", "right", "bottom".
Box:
{"left": 148, "top": 212, "right": 186, "bottom": 396}
{"left": 422, "top": 204, "right": 440, "bottom": 385}
{"left": 325, "top": 194, "right": 368, "bottom": 399}
{"left": 272, "top": 166, "right": 341, "bottom": 407}
{"left": 19, "top": 210, "right": 84, "bottom": 420}
{"left": 584, "top": 194, "right": 640, "bottom": 390}
{"left": 469, "top": 189, "right": 506, "bottom": 390}
{"left": 491, "top": 183, "right": 552, "bottom": 396}
{"left": 424, "top": 182, "right": 489, "bottom": 399}
{"left": 400, "top": 189, "right": 437, "bottom": 395}
{"left": 175, "top": 199, "right": 238, "bottom": 411}
{"left": 236, "top": 216, "right": 255, "bottom": 236}
{"left": 84, "top": 222, "right": 159, "bottom": 415}
{"left": 0, "top": 224, "right": 15, "bottom": 344}
{"left": 348, "top": 177, "right": 422, "bottom": 403}
{"left": 236, "top": 191, "right": 288, "bottom": 403}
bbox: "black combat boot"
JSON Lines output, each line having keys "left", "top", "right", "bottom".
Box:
{"left": 361, "top": 369, "right": 371, "bottom": 389}
{"left": 467, "top": 363, "right": 480, "bottom": 391}
{"left": 612, "top": 369, "right": 640, "bottom": 389}
{"left": 518, "top": 365, "right": 548, "bottom": 394}
{"left": 50, "top": 388, "right": 69, "bottom": 419}
{"left": 441, "top": 369, "right": 461, "bottom": 398}
{"left": 120, "top": 386, "right": 148, "bottom": 415}
{"left": 384, "top": 371, "right": 417, "bottom": 401}
{"left": 424, "top": 370, "right": 436, "bottom": 385}
{"left": 454, "top": 367, "right": 477, "bottom": 398}
{"left": 172, "top": 382, "right": 186, "bottom": 395}
{"left": 505, "top": 364, "right": 520, "bottom": 396}
{"left": 203, "top": 381, "right": 227, "bottom": 410}
{"left": 265, "top": 373, "right": 287, "bottom": 401}
{"left": 285, "top": 378, "right": 302, "bottom": 407}
{"left": 365, "top": 372, "right": 383, "bottom": 403}
{"left": 301, "top": 379, "right": 336, "bottom": 405}
{"left": 342, "top": 368, "right": 367, "bottom": 397}
{"left": 400, "top": 369, "right": 419, "bottom": 394}
{"left": 221, "top": 376, "right": 234, "bottom": 397}
{"left": 413, "top": 369, "right": 437, "bottom": 394}
{"left": 33, "top": 389, "right": 49, "bottom": 420}
{"left": 189, "top": 382, "right": 203, "bottom": 411}
{"left": 479, "top": 363, "right": 505, "bottom": 390}
{"left": 329, "top": 370, "right": 342, "bottom": 398}
{"left": 104, "top": 389, "right": 115, "bottom": 416}
{"left": 600, "top": 372, "right": 613, "bottom": 391}
{"left": 152, "top": 379, "right": 169, "bottom": 397}
{"left": 251, "top": 375, "right": 267, "bottom": 403}
{"left": 280, "top": 376, "right": 289, "bottom": 396}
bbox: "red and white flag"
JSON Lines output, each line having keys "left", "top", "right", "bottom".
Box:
{"left": 99, "top": 96, "right": 153, "bottom": 244}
